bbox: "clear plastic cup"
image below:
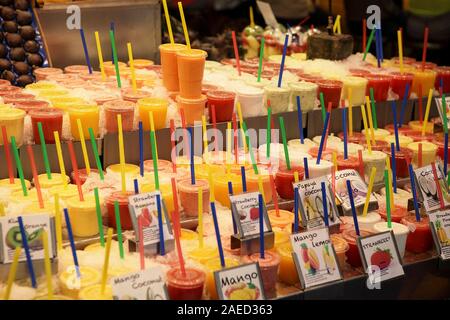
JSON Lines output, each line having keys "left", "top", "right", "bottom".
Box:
{"left": 166, "top": 267, "right": 205, "bottom": 300}
{"left": 2, "top": 92, "right": 35, "bottom": 104}
{"left": 204, "top": 258, "right": 239, "bottom": 300}
{"left": 37, "top": 173, "right": 70, "bottom": 189}
{"left": 317, "top": 79, "right": 342, "bottom": 109}
{"left": 412, "top": 69, "right": 437, "bottom": 97}
{"left": 138, "top": 97, "right": 168, "bottom": 130}
{"left": 14, "top": 100, "right": 50, "bottom": 114}
{"left": 242, "top": 251, "right": 280, "bottom": 299}
{"left": 362, "top": 150, "right": 387, "bottom": 183}
{"left": 342, "top": 76, "right": 368, "bottom": 105}
{"left": 307, "top": 159, "right": 333, "bottom": 179}
{"left": 176, "top": 95, "right": 207, "bottom": 125}
{"left": 288, "top": 81, "right": 318, "bottom": 112}
{"left": 104, "top": 100, "right": 135, "bottom": 133}
{"left": 384, "top": 135, "right": 414, "bottom": 149}
{"left": 206, "top": 90, "right": 235, "bottom": 123}
{"left": 236, "top": 86, "right": 264, "bottom": 118}
{"left": 159, "top": 43, "right": 187, "bottom": 91}
{"left": 106, "top": 191, "right": 134, "bottom": 230}
{"left": 330, "top": 234, "right": 349, "bottom": 269}
{"left": 365, "top": 74, "right": 391, "bottom": 101}
{"left": 64, "top": 65, "right": 90, "bottom": 74}
{"left": 29, "top": 109, "right": 63, "bottom": 144}
{"left": 378, "top": 205, "right": 408, "bottom": 223}
{"left": 177, "top": 49, "right": 208, "bottom": 99}
{"left": 409, "top": 120, "right": 434, "bottom": 134}
{"left": 49, "top": 97, "right": 87, "bottom": 111}
{"left": 401, "top": 215, "right": 433, "bottom": 254}
{"left": 0, "top": 108, "right": 25, "bottom": 146}
{"left": 406, "top": 141, "right": 438, "bottom": 167}
{"left": 177, "top": 178, "right": 210, "bottom": 217}
{"left": 268, "top": 209, "right": 294, "bottom": 229}
{"left": 59, "top": 266, "right": 101, "bottom": 299}
{"left": 66, "top": 195, "right": 102, "bottom": 237}
{"left": 373, "top": 222, "right": 409, "bottom": 258}
{"left": 121, "top": 88, "right": 151, "bottom": 103}
{"left": 68, "top": 105, "right": 99, "bottom": 140}
{"left": 277, "top": 242, "right": 298, "bottom": 285}
{"left": 390, "top": 72, "right": 414, "bottom": 99}
{"left": 342, "top": 229, "right": 372, "bottom": 268}
{"left": 264, "top": 85, "right": 290, "bottom": 114}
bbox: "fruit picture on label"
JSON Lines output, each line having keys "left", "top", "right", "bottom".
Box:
{"left": 6, "top": 226, "right": 44, "bottom": 250}
{"left": 322, "top": 244, "right": 336, "bottom": 274}
{"left": 249, "top": 207, "right": 260, "bottom": 221}
{"left": 435, "top": 220, "right": 449, "bottom": 246}
{"left": 438, "top": 180, "right": 450, "bottom": 202}
{"left": 140, "top": 207, "right": 153, "bottom": 228}
{"left": 300, "top": 243, "right": 320, "bottom": 275}
{"left": 224, "top": 282, "right": 260, "bottom": 300}
{"left": 370, "top": 248, "right": 392, "bottom": 270}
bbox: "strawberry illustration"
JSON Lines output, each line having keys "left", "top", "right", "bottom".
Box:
{"left": 370, "top": 248, "right": 392, "bottom": 270}
{"left": 140, "top": 208, "right": 152, "bottom": 228}
{"left": 249, "top": 207, "right": 260, "bottom": 220}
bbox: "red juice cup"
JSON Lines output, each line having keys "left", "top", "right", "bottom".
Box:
{"left": 435, "top": 67, "right": 450, "bottom": 92}
{"left": 366, "top": 74, "right": 391, "bottom": 101}
{"left": 378, "top": 205, "right": 408, "bottom": 223}
{"left": 206, "top": 90, "right": 235, "bottom": 122}
{"left": 338, "top": 131, "right": 365, "bottom": 144}
{"left": 14, "top": 100, "right": 49, "bottom": 114}
{"left": 349, "top": 68, "right": 372, "bottom": 77}
{"left": 103, "top": 100, "right": 135, "bottom": 133}
{"left": 202, "top": 84, "right": 220, "bottom": 95}
{"left": 401, "top": 215, "right": 433, "bottom": 254}
{"left": 242, "top": 251, "right": 280, "bottom": 299}
{"left": 308, "top": 146, "right": 333, "bottom": 161}
{"left": 317, "top": 80, "right": 343, "bottom": 109}
{"left": 381, "top": 147, "right": 412, "bottom": 178}
{"left": 384, "top": 124, "right": 414, "bottom": 135}
{"left": 392, "top": 56, "right": 416, "bottom": 65}
{"left": 336, "top": 154, "right": 361, "bottom": 171}
{"left": 29, "top": 109, "right": 63, "bottom": 144}
{"left": 404, "top": 130, "right": 435, "bottom": 142}
{"left": 342, "top": 229, "right": 372, "bottom": 268}
{"left": 166, "top": 267, "right": 205, "bottom": 300}
{"left": 275, "top": 166, "right": 305, "bottom": 200}
{"left": 390, "top": 72, "right": 413, "bottom": 99}
{"left": 71, "top": 168, "right": 103, "bottom": 185}
{"left": 177, "top": 178, "right": 210, "bottom": 217}
{"left": 433, "top": 135, "right": 450, "bottom": 161}
{"left": 106, "top": 191, "right": 135, "bottom": 230}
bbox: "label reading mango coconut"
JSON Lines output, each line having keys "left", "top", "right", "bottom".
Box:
{"left": 429, "top": 210, "right": 450, "bottom": 260}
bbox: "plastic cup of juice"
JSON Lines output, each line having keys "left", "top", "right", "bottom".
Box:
{"left": 67, "top": 195, "right": 102, "bottom": 237}
{"left": 49, "top": 97, "right": 87, "bottom": 111}
{"left": 273, "top": 229, "right": 290, "bottom": 249}
{"left": 307, "top": 146, "right": 333, "bottom": 162}
{"left": 330, "top": 234, "right": 349, "bottom": 269}
{"left": 264, "top": 85, "right": 290, "bottom": 114}
{"left": 361, "top": 128, "right": 390, "bottom": 141}
{"left": 406, "top": 141, "right": 438, "bottom": 167}
{"left": 37, "top": 173, "right": 70, "bottom": 189}
{"left": 64, "top": 65, "right": 91, "bottom": 74}
{"left": 29, "top": 109, "right": 63, "bottom": 144}
{"left": 435, "top": 66, "right": 450, "bottom": 92}
{"left": 140, "top": 182, "right": 175, "bottom": 219}
{"left": 411, "top": 69, "right": 437, "bottom": 97}
{"left": 373, "top": 222, "right": 409, "bottom": 258}
{"left": 0, "top": 108, "right": 25, "bottom": 146}
{"left": 213, "top": 174, "right": 243, "bottom": 208}
{"left": 143, "top": 159, "right": 173, "bottom": 173}
{"left": 384, "top": 124, "right": 414, "bottom": 136}
{"left": 317, "top": 80, "right": 342, "bottom": 109}
{"left": 346, "top": 212, "right": 382, "bottom": 233}
{"left": 166, "top": 266, "right": 205, "bottom": 300}
{"left": 176, "top": 95, "right": 207, "bottom": 125}
{"left": 381, "top": 147, "right": 412, "bottom": 178}
{"left": 79, "top": 284, "right": 113, "bottom": 300}
{"left": 159, "top": 43, "right": 187, "bottom": 91}
{"left": 342, "top": 229, "right": 372, "bottom": 268}
{"left": 0, "top": 178, "right": 31, "bottom": 192}
{"left": 288, "top": 81, "right": 318, "bottom": 112}
{"left": 389, "top": 72, "right": 414, "bottom": 99}
{"left": 33, "top": 67, "right": 63, "bottom": 81}
{"left": 244, "top": 77, "right": 271, "bottom": 89}
{"left": 366, "top": 74, "right": 391, "bottom": 101}
{"left": 68, "top": 105, "right": 99, "bottom": 140}
{"left": 71, "top": 168, "right": 103, "bottom": 185}
{"left": 336, "top": 154, "right": 361, "bottom": 171}
{"left": 206, "top": 90, "right": 235, "bottom": 123}
{"left": 245, "top": 168, "right": 273, "bottom": 203}
{"left": 104, "top": 100, "right": 135, "bottom": 133}
{"left": 409, "top": 120, "right": 434, "bottom": 134}
{"left": 138, "top": 97, "right": 168, "bottom": 130}
{"left": 236, "top": 86, "right": 264, "bottom": 118}
{"left": 2, "top": 92, "right": 35, "bottom": 104}
{"left": 342, "top": 76, "right": 368, "bottom": 106}
{"left": 178, "top": 178, "right": 210, "bottom": 217}
{"left": 433, "top": 135, "right": 450, "bottom": 161}
{"left": 26, "top": 81, "right": 59, "bottom": 91}
{"left": 48, "top": 184, "right": 79, "bottom": 201}
{"left": 362, "top": 150, "right": 387, "bottom": 184}
{"left": 188, "top": 245, "right": 219, "bottom": 265}
{"left": 106, "top": 163, "right": 140, "bottom": 178}
{"left": 275, "top": 165, "right": 305, "bottom": 199}
{"left": 384, "top": 135, "right": 414, "bottom": 149}
{"left": 242, "top": 251, "right": 280, "bottom": 299}
{"left": 268, "top": 209, "right": 294, "bottom": 230}
{"left": 59, "top": 266, "right": 101, "bottom": 299}
{"left": 15, "top": 100, "right": 50, "bottom": 114}
{"left": 177, "top": 49, "right": 208, "bottom": 99}
{"left": 401, "top": 215, "right": 433, "bottom": 254}
{"left": 276, "top": 242, "right": 298, "bottom": 286}
{"left": 37, "top": 89, "right": 69, "bottom": 100}
{"left": 307, "top": 159, "right": 333, "bottom": 179}
{"left": 121, "top": 88, "right": 151, "bottom": 104}
{"left": 106, "top": 191, "right": 134, "bottom": 230}
{"left": 204, "top": 257, "right": 240, "bottom": 299}
{"left": 378, "top": 205, "right": 408, "bottom": 223}
{"left": 404, "top": 130, "right": 434, "bottom": 142}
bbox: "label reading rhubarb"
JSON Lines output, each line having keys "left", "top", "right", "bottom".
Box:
{"left": 111, "top": 267, "right": 168, "bottom": 300}
{"left": 230, "top": 192, "right": 271, "bottom": 238}
{"left": 214, "top": 263, "right": 265, "bottom": 300}
{"left": 413, "top": 164, "right": 450, "bottom": 212}
{"left": 0, "top": 214, "right": 54, "bottom": 264}
{"left": 358, "top": 231, "right": 404, "bottom": 283}
{"left": 429, "top": 210, "right": 450, "bottom": 260}
{"left": 293, "top": 176, "right": 340, "bottom": 230}
{"left": 435, "top": 96, "right": 450, "bottom": 132}
{"left": 290, "top": 228, "right": 342, "bottom": 289}
{"left": 128, "top": 191, "right": 173, "bottom": 246}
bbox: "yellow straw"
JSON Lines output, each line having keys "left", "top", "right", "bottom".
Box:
{"left": 361, "top": 104, "right": 372, "bottom": 154}
{"left": 386, "top": 157, "right": 395, "bottom": 207}
{"left": 198, "top": 186, "right": 203, "bottom": 248}
{"left": 178, "top": 2, "right": 191, "bottom": 50}
{"left": 76, "top": 119, "right": 91, "bottom": 175}
{"left": 0, "top": 203, "right": 4, "bottom": 216}
{"left": 53, "top": 131, "right": 67, "bottom": 187}
{"left": 257, "top": 174, "right": 265, "bottom": 203}
{"left": 208, "top": 168, "right": 215, "bottom": 202}
{"left": 294, "top": 171, "right": 299, "bottom": 183}
{"left": 332, "top": 152, "right": 337, "bottom": 170}
{"left": 236, "top": 102, "right": 247, "bottom": 155}
{"left": 333, "top": 15, "right": 341, "bottom": 34}
{"left": 54, "top": 193, "right": 62, "bottom": 252}
{"left": 101, "top": 228, "right": 113, "bottom": 294}
{"left": 422, "top": 88, "right": 434, "bottom": 136}
{"left": 162, "top": 0, "right": 174, "bottom": 44}
{"left": 42, "top": 230, "right": 53, "bottom": 300}
{"left": 127, "top": 42, "right": 137, "bottom": 93}
{"left": 348, "top": 88, "right": 353, "bottom": 136}
{"left": 397, "top": 30, "right": 404, "bottom": 74}
{"left": 94, "top": 31, "right": 106, "bottom": 81}
{"left": 117, "top": 115, "right": 126, "bottom": 193}
{"left": 202, "top": 115, "right": 208, "bottom": 152}
{"left": 226, "top": 122, "right": 232, "bottom": 171}
{"left": 366, "top": 96, "right": 375, "bottom": 145}
{"left": 362, "top": 167, "right": 377, "bottom": 216}
{"left": 3, "top": 247, "right": 21, "bottom": 300}
{"left": 249, "top": 6, "right": 255, "bottom": 28}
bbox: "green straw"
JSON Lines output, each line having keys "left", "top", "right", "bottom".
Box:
{"left": 150, "top": 130, "right": 160, "bottom": 190}
{"left": 114, "top": 200, "right": 124, "bottom": 259}
{"left": 319, "top": 92, "right": 326, "bottom": 123}
{"left": 10, "top": 136, "right": 27, "bottom": 196}
{"left": 363, "top": 28, "right": 376, "bottom": 61}
{"left": 442, "top": 94, "right": 448, "bottom": 134}
{"left": 257, "top": 37, "right": 265, "bottom": 82}
{"left": 109, "top": 30, "right": 121, "bottom": 88}
{"left": 37, "top": 122, "right": 52, "bottom": 180}
{"left": 369, "top": 88, "right": 378, "bottom": 130}
{"left": 266, "top": 107, "right": 271, "bottom": 159}
{"left": 94, "top": 188, "right": 105, "bottom": 247}
{"left": 384, "top": 169, "right": 392, "bottom": 229}
{"left": 279, "top": 116, "right": 291, "bottom": 170}
{"left": 242, "top": 122, "right": 258, "bottom": 174}
{"left": 88, "top": 128, "right": 104, "bottom": 180}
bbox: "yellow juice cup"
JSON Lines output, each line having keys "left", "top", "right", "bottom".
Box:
{"left": 361, "top": 128, "right": 390, "bottom": 141}
{"left": 34, "top": 295, "right": 73, "bottom": 300}
{"left": 49, "top": 184, "right": 80, "bottom": 200}
{"left": 213, "top": 174, "right": 243, "bottom": 208}
{"left": 138, "top": 97, "right": 168, "bottom": 130}
{"left": 130, "top": 58, "right": 154, "bottom": 69}
{"left": 342, "top": 76, "right": 368, "bottom": 105}
{"left": 68, "top": 105, "right": 99, "bottom": 140}
{"left": 11, "top": 189, "right": 48, "bottom": 204}
{"left": 384, "top": 135, "right": 414, "bottom": 149}
{"left": 0, "top": 108, "right": 25, "bottom": 146}
{"left": 204, "top": 257, "right": 240, "bottom": 299}
{"left": 409, "top": 120, "right": 434, "bottom": 134}
{"left": 23, "top": 201, "right": 55, "bottom": 216}
{"left": 176, "top": 155, "right": 204, "bottom": 168}
{"left": 406, "top": 141, "right": 438, "bottom": 167}
{"left": 37, "top": 89, "right": 69, "bottom": 99}
{"left": 59, "top": 266, "right": 101, "bottom": 299}
{"left": 0, "top": 178, "right": 31, "bottom": 192}
{"left": 268, "top": 209, "right": 295, "bottom": 229}
{"left": 106, "top": 163, "right": 140, "bottom": 180}
{"left": 277, "top": 242, "right": 299, "bottom": 285}
{"left": 273, "top": 229, "right": 290, "bottom": 249}
{"left": 412, "top": 69, "right": 436, "bottom": 97}
{"left": 84, "top": 240, "right": 118, "bottom": 252}
{"left": 188, "top": 245, "right": 219, "bottom": 265}
{"left": 26, "top": 81, "right": 60, "bottom": 91}
{"left": 37, "top": 173, "right": 70, "bottom": 189}
{"left": 50, "top": 97, "right": 87, "bottom": 111}
{"left": 181, "top": 228, "right": 198, "bottom": 240}
{"left": 79, "top": 284, "right": 113, "bottom": 300}
{"left": 67, "top": 195, "right": 102, "bottom": 237}
{"left": 140, "top": 182, "right": 175, "bottom": 218}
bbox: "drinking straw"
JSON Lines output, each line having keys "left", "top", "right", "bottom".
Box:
{"left": 188, "top": 127, "right": 195, "bottom": 185}
{"left": 170, "top": 177, "right": 186, "bottom": 275}
{"left": 36, "top": 122, "right": 52, "bottom": 179}
{"left": 26, "top": 145, "right": 44, "bottom": 208}
{"left": 67, "top": 141, "right": 84, "bottom": 201}
{"left": 279, "top": 116, "right": 291, "bottom": 170}
{"left": 375, "top": 28, "right": 381, "bottom": 68}
{"left": 241, "top": 166, "right": 247, "bottom": 192}
{"left": 342, "top": 108, "right": 348, "bottom": 159}
{"left": 88, "top": 128, "right": 104, "bottom": 180}
{"left": 138, "top": 122, "right": 144, "bottom": 176}
{"left": 386, "top": 157, "right": 395, "bottom": 207}
{"left": 362, "top": 27, "right": 376, "bottom": 61}
{"left": 94, "top": 31, "right": 106, "bottom": 80}
{"left": 169, "top": 119, "right": 177, "bottom": 173}
{"left": 278, "top": 34, "right": 289, "bottom": 88}
{"left": 127, "top": 42, "right": 137, "bottom": 93}
{"left": 149, "top": 112, "right": 160, "bottom": 190}
{"left": 209, "top": 199, "right": 225, "bottom": 268}
{"left": 408, "top": 164, "right": 421, "bottom": 222}
{"left": 397, "top": 30, "right": 404, "bottom": 74}
{"left": 333, "top": 15, "right": 341, "bottom": 34}
{"left": 1, "top": 126, "right": 15, "bottom": 183}
{"left": 54, "top": 193, "right": 62, "bottom": 252}
{"left": 294, "top": 186, "right": 299, "bottom": 233}
{"left": 366, "top": 97, "right": 375, "bottom": 145}
{"left": 369, "top": 88, "right": 378, "bottom": 130}
{"left": 101, "top": 228, "right": 113, "bottom": 294}
{"left": 360, "top": 104, "right": 372, "bottom": 154}
{"left": 179, "top": 109, "right": 190, "bottom": 158}
{"left": 344, "top": 180, "right": 359, "bottom": 236}
{"left": 236, "top": 103, "right": 247, "bottom": 154}
{"left": 10, "top": 136, "right": 27, "bottom": 196}
{"left": 17, "top": 216, "right": 36, "bottom": 287}
{"left": 419, "top": 85, "right": 423, "bottom": 123}
{"left": 79, "top": 28, "right": 92, "bottom": 74}
{"left": 296, "top": 96, "right": 304, "bottom": 144}
{"left": 362, "top": 167, "right": 377, "bottom": 217}
{"left": 362, "top": 19, "right": 367, "bottom": 52}
{"left": 442, "top": 94, "right": 448, "bottom": 134}
{"left": 133, "top": 178, "right": 139, "bottom": 194}
{"left": 323, "top": 102, "right": 332, "bottom": 150}
{"left": 42, "top": 230, "right": 53, "bottom": 300}
{"left": 178, "top": 1, "right": 190, "bottom": 50}
{"left": 303, "top": 157, "right": 309, "bottom": 179}
{"left": 319, "top": 92, "right": 326, "bottom": 123}
{"left": 114, "top": 200, "right": 125, "bottom": 259}
{"left": 357, "top": 150, "right": 364, "bottom": 178}
{"left": 64, "top": 208, "right": 81, "bottom": 278}
{"left": 76, "top": 119, "right": 90, "bottom": 175}
{"left": 197, "top": 187, "right": 203, "bottom": 248}
{"left": 257, "top": 37, "right": 265, "bottom": 82}
{"left": 391, "top": 101, "right": 401, "bottom": 152}
{"left": 391, "top": 143, "right": 397, "bottom": 193}
{"left": 108, "top": 30, "right": 121, "bottom": 88}
{"left": 266, "top": 108, "right": 271, "bottom": 159}
{"left": 201, "top": 115, "right": 208, "bottom": 153}
{"left": 378, "top": 25, "right": 384, "bottom": 62}
{"left": 116, "top": 114, "right": 127, "bottom": 193}
{"left": 422, "top": 88, "right": 434, "bottom": 136}
{"left": 226, "top": 122, "right": 232, "bottom": 170}
{"left": 316, "top": 112, "right": 330, "bottom": 165}
{"left": 399, "top": 83, "right": 410, "bottom": 127}
{"left": 3, "top": 247, "right": 21, "bottom": 300}
{"left": 331, "top": 159, "right": 336, "bottom": 196}
{"left": 321, "top": 182, "right": 329, "bottom": 227}
{"left": 249, "top": 6, "right": 254, "bottom": 27}
{"left": 294, "top": 171, "right": 299, "bottom": 183}
{"left": 348, "top": 88, "right": 353, "bottom": 136}
{"left": 232, "top": 113, "right": 238, "bottom": 164}
{"left": 155, "top": 194, "right": 165, "bottom": 255}
{"left": 231, "top": 31, "right": 241, "bottom": 76}
{"left": 161, "top": 0, "right": 174, "bottom": 44}
{"left": 258, "top": 193, "right": 265, "bottom": 259}
{"left": 418, "top": 143, "right": 423, "bottom": 168}
{"left": 227, "top": 180, "right": 237, "bottom": 234}
{"left": 138, "top": 215, "right": 145, "bottom": 270}
{"left": 444, "top": 133, "right": 449, "bottom": 177}
{"left": 93, "top": 188, "right": 105, "bottom": 247}
{"left": 421, "top": 27, "right": 429, "bottom": 71}
{"left": 211, "top": 105, "right": 219, "bottom": 154}
{"left": 384, "top": 170, "right": 392, "bottom": 229}
{"left": 431, "top": 162, "right": 445, "bottom": 209}
{"left": 268, "top": 168, "right": 280, "bottom": 216}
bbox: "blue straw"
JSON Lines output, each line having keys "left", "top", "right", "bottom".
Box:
{"left": 189, "top": 127, "right": 195, "bottom": 185}
{"left": 79, "top": 28, "right": 92, "bottom": 74}
{"left": 316, "top": 112, "right": 330, "bottom": 164}
{"left": 156, "top": 194, "right": 165, "bottom": 256}
{"left": 391, "top": 101, "right": 401, "bottom": 151}
{"left": 321, "top": 182, "right": 329, "bottom": 227}
{"left": 375, "top": 28, "right": 381, "bottom": 68}
{"left": 139, "top": 121, "right": 144, "bottom": 177}
{"left": 379, "top": 25, "right": 384, "bottom": 62}
{"left": 64, "top": 208, "right": 81, "bottom": 278}
{"left": 258, "top": 194, "right": 265, "bottom": 258}
{"left": 241, "top": 166, "right": 247, "bottom": 192}
{"left": 445, "top": 133, "right": 449, "bottom": 177}
{"left": 134, "top": 178, "right": 139, "bottom": 194}
{"left": 211, "top": 201, "right": 226, "bottom": 267}
{"left": 408, "top": 164, "right": 421, "bottom": 222}
{"left": 294, "top": 186, "right": 299, "bottom": 232}
{"left": 296, "top": 96, "right": 304, "bottom": 144}
{"left": 277, "top": 34, "right": 289, "bottom": 88}
{"left": 346, "top": 180, "right": 360, "bottom": 236}
{"left": 399, "top": 83, "right": 410, "bottom": 127}
{"left": 303, "top": 157, "right": 309, "bottom": 179}
{"left": 110, "top": 22, "right": 115, "bottom": 62}
{"left": 391, "top": 143, "right": 397, "bottom": 193}
{"left": 343, "top": 107, "right": 348, "bottom": 159}
{"left": 17, "top": 216, "right": 36, "bottom": 288}
{"left": 228, "top": 181, "right": 237, "bottom": 234}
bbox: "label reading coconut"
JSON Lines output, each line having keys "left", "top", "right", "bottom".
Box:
{"left": 293, "top": 176, "right": 340, "bottom": 230}
{"left": 0, "top": 214, "right": 53, "bottom": 264}
{"left": 214, "top": 263, "right": 265, "bottom": 300}
{"left": 111, "top": 267, "right": 168, "bottom": 300}
{"left": 290, "top": 228, "right": 342, "bottom": 289}
{"left": 413, "top": 164, "right": 450, "bottom": 212}
{"left": 435, "top": 96, "right": 450, "bottom": 132}
{"left": 357, "top": 231, "right": 404, "bottom": 283}
{"left": 230, "top": 192, "right": 271, "bottom": 238}
{"left": 256, "top": 1, "right": 278, "bottom": 28}
{"left": 128, "top": 191, "right": 173, "bottom": 246}
{"left": 332, "top": 169, "right": 378, "bottom": 215}
{"left": 429, "top": 210, "right": 450, "bottom": 260}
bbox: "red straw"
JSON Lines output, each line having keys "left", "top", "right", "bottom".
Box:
{"left": 362, "top": 19, "right": 367, "bottom": 52}
{"left": 170, "top": 177, "right": 186, "bottom": 276}
{"left": 419, "top": 85, "right": 423, "bottom": 123}
{"left": 232, "top": 113, "right": 238, "bottom": 164}
{"left": 68, "top": 140, "right": 84, "bottom": 201}
{"left": 179, "top": 109, "right": 190, "bottom": 158}
{"left": 211, "top": 104, "right": 219, "bottom": 155}
{"left": 231, "top": 31, "right": 241, "bottom": 76}
{"left": 421, "top": 27, "right": 429, "bottom": 71}
{"left": 418, "top": 143, "right": 423, "bottom": 168}
{"left": 268, "top": 166, "right": 280, "bottom": 217}
{"left": 431, "top": 162, "right": 445, "bottom": 209}
{"left": 26, "top": 145, "right": 44, "bottom": 208}
{"left": 138, "top": 214, "right": 145, "bottom": 270}
{"left": 358, "top": 149, "right": 364, "bottom": 177}
{"left": 170, "top": 119, "right": 177, "bottom": 173}
{"left": 1, "top": 126, "right": 15, "bottom": 184}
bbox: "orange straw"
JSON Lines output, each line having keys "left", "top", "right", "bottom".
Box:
{"left": 67, "top": 140, "right": 84, "bottom": 201}
{"left": 26, "top": 145, "right": 44, "bottom": 208}
{"left": 170, "top": 119, "right": 177, "bottom": 173}
{"left": 170, "top": 177, "right": 185, "bottom": 276}
{"left": 421, "top": 27, "right": 429, "bottom": 71}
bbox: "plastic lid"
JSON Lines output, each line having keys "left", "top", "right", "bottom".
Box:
{"left": 264, "top": 85, "right": 290, "bottom": 93}
{"left": 245, "top": 250, "right": 280, "bottom": 267}
{"left": 330, "top": 234, "right": 349, "bottom": 252}
{"left": 0, "top": 107, "right": 25, "bottom": 120}
{"left": 317, "top": 79, "right": 343, "bottom": 88}
{"left": 176, "top": 49, "right": 208, "bottom": 59}
{"left": 204, "top": 257, "right": 239, "bottom": 272}
{"left": 66, "top": 195, "right": 97, "bottom": 209}
{"left": 29, "top": 108, "right": 63, "bottom": 119}
{"left": 106, "top": 190, "right": 133, "bottom": 205}
{"left": 104, "top": 99, "right": 135, "bottom": 112}
{"left": 176, "top": 94, "right": 207, "bottom": 104}
{"left": 373, "top": 221, "right": 409, "bottom": 235}
{"left": 177, "top": 178, "right": 209, "bottom": 192}
{"left": 206, "top": 90, "right": 235, "bottom": 100}
{"left": 159, "top": 43, "right": 187, "bottom": 51}
{"left": 406, "top": 141, "right": 438, "bottom": 152}
{"left": 68, "top": 104, "right": 99, "bottom": 113}
{"left": 79, "top": 284, "right": 112, "bottom": 300}
{"left": 362, "top": 149, "right": 387, "bottom": 160}
{"left": 59, "top": 265, "right": 100, "bottom": 288}
{"left": 138, "top": 97, "right": 169, "bottom": 107}
{"left": 342, "top": 229, "right": 371, "bottom": 244}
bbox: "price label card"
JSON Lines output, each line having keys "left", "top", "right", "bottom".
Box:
{"left": 111, "top": 267, "right": 168, "bottom": 300}
{"left": 294, "top": 176, "right": 340, "bottom": 230}
{"left": 0, "top": 214, "right": 53, "bottom": 264}
{"left": 290, "top": 228, "right": 342, "bottom": 289}
{"left": 413, "top": 164, "right": 450, "bottom": 212}
{"left": 357, "top": 231, "right": 405, "bottom": 283}
{"left": 429, "top": 209, "right": 450, "bottom": 260}
{"left": 435, "top": 96, "right": 450, "bottom": 132}
{"left": 128, "top": 191, "right": 174, "bottom": 246}
{"left": 214, "top": 263, "right": 265, "bottom": 300}
{"left": 230, "top": 192, "right": 271, "bottom": 238}
{"left": 256, "top": 1, "right": 278, "bottom": 28}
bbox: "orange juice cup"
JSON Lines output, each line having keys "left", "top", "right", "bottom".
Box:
{"left": 129, "top": 59, "right": 154, "bottom": 69}
{"left": 330, "top": 234, "right": 349, "bottom": 269}
{"left": 68, "top": 105, "right": 99, "bottom": 140}
{"left": 277, "top": 242, "right": 299, "bottom": 285}
{"left": 268, "top": 209, "right": 294, "bottom": 229}
{"left": 411, "top": 69, "right": 437, "bottom": 97}
{"left": 177, "top": 49, "right": 208, "bottom": 98}
{"left": 104, "top": 100, "right": 135, "bottom": 133}
{"left": 176, "top": 95, "right": 207, "bottom": 125}
{"left": 159, "top": 43, "right": 187, "bottom": 91}
{"left": 246, "top": 169, "right": 273, "bottom": 203}
{"left": 178, "top": 178, "right": 210, "bottom": 217}
{"left": 213, "top": 174, "right": 243, "bottom": 208}
{"left": 138, "top": 97, "right": 168, "bottom": 130}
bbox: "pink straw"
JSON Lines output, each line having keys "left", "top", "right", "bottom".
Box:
{"left": 179, "top": 109, "right": 190, "bottom": 158}
{"left": 138, "top": 214, "right": 145, "bottom": 270}
{"left": 231, "top": 31, "right": 241, "bottom": 76}
{"left": 26, "top": 145, "right": 44, "bottom": 208}
{"left": 170, "top": 177, "right": 186, "bottom": 276}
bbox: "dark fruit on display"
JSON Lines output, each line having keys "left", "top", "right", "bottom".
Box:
{"left": 16, "top": 10, "right": 32, "bottom": 25}
{"left": 27, "top": 53, "right": 43, "bottom": 66}
{"left": 1, "top": 6, "right": 16, "bottom": 20}
{"left": 19, "top": 25, "right": 36, "bottom": 40}
{"left": 24, "top": 40, "right": 39, "bottom": 53}
{"left": 0, "top": 32, "right": 3, "bottom": 42}
{"left": 0, "top": 44, "right": 7, "bottom": 58}
{"left": 10, "top": 47, "right": 26, "bottom": 61}
{"left": 3, "top": 20, "right": 18, "bottom": 33}
{"left": 6, "top": 32, "right": 22, "bottom": 47}
{"left": 1, "top": 70, "right": 15, "bottom": 82}
{"left": 14, "top": 61, "right": 29, "bottom": 74}
{"left": 15, "top": 0, "right": 30, "bottom": 10}
{"left": 0, "top": 0, "right": 14, "bottom": 5}
{"left": 16, "top": 74, "right": 33, "bottom": 86}
{"left": 0, "top": 58, "right": 12, "bottom": 71}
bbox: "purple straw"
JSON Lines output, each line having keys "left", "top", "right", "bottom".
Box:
{"left": 391, "top": 100, "right": 401, "bottom": 151}
{"left": 346, "top": 180, "right": 360, "bottom": 236}
{"left": 399, "top": 83, "right": 410, "bottom": 127}
{"left": 79, "top": 28, "right": 92, "bottom": 74}
{"left": 316, "top": 112, "right": 330, "bottom": 164}
{"left": 321, "top": 182, "right": 329, "bottom": 227}
{"left": 303, "top": 157, "right": 309, "bottom": 179}
{"left": 241, "top": 166, "right": 247, "bottom": 192}
{"left": 139, "top": 121, "right": 144, "bottom": 177}
{"left": 294, "top": 186, "right": 299, "bottom": 232}
{"left": 211, "top": 201, "right": 226, "bottom": 267}
{"left": 391, "top": 143, "right": 397, "bottom": 193}
{"left": 64, "top": 208, "right": 81, "bottom": 278}
{"left": 277, "top": 34, "right": 289, "bottom": 88}
{"left": 156, "top": 194, "right": 165, "bottom": 256}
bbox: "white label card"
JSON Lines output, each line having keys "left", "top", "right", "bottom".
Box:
{"left": 435, "top": 96, "right": 450, "bottom": 132}
{"left": 256, "top": 1, "right": 278, "bottom": 28}
{"left": 429, "top": 210, "right": 450, "bottom": 260}
{"left": 413, "top": 164, "right": 450, "bottom": 212}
